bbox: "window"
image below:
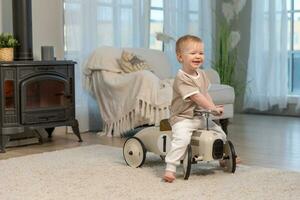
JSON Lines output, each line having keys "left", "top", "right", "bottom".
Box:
{"left": 63, "top": 0, "right": 81, "bottom": 55}
{"left": 187, "top": 0, "right": 199, "bottom": 34}
{"left": 96, "top": 1, "right": 114, "bottom": 46}
{"left": 149, "top": 0, "right": 164, "bottom": 50}
{"left": 287, "top": 0, "right": 300, "bottom": 94}
{"left": 97, "top": 0, "right": 135, "bottom": 47}
{"left": 64, "top": 0, "right": 137, "bottom": 53}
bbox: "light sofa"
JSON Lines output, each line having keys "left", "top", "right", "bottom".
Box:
{"left": 84, "top": 46, "right": 235, "bottom": 135}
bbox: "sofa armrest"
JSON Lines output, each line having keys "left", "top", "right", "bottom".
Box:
{"left": 204, "top": 68, "right": 220, "bottom": 84}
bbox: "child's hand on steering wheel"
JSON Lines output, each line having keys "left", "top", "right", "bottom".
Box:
{"left": 213, "top": 105, "right": 224, "bottom": 116}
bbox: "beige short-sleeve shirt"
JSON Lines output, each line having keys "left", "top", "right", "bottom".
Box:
{"left": 169, "top": 69, "right": 210, "bottom": 126}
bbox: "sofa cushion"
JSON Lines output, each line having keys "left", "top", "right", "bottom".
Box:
{"left": 117, "top": 51, "right": 151, "bottom": 73}
{"left": 204, "top": 68, "right": 220, "bottom": 84}
{"left": 124, "top": 48, "right": 172, "bottom": 79}
{"left": 208, "top": 84, "right": 235, "bottom": 105}
{"left": 85, "top": 46, "right": 172, "bottom": 79}
{"left": 85, "top": 46, "right": 123, "bottom": 73}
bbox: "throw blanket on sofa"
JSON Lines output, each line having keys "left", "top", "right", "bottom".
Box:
{"left": 85, "top": 66, "right": 172, "bottom": 137}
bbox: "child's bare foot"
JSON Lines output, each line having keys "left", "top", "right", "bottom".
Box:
{"left": 219, "top": 159, "right": 226, "bottom": 167}
{"left": 236, "top": 156, "right": 242, "bottom": 164}
{"left": 163, "top": 171, "right": 176, "bottom": 183}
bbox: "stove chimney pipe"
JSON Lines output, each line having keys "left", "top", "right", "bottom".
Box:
{"left": 12, "top": 0, "right": 33, "bottom": 60}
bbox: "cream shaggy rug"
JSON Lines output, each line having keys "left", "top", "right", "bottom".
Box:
{"left": 0, "top": 145, "right": 299, "bottom": 200}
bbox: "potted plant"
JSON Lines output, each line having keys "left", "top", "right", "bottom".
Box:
{"left": 212, "top": 0, "right": 246, "bottom": 96}
{"left": 0, "top": 33, "right": 19, "bottom": 61}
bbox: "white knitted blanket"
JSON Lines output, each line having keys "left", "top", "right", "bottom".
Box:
{"left": 85, "top": 69, "right": 172, "bottom": 137}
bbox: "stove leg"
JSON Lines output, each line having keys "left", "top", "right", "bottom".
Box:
{"left": 33, "top": 129, "right": 44, "bottom": 144}
{"left": 45, "top": 127, "right": 55, "bottom": 138}
{"left": 72, "top": 119, "right": 83, "bottom": 142}
{"left": 0, "top": 129, "right": 4, "bottom": 153}
{"left": 0, "top": 131, "right": 9, "bottom": 153}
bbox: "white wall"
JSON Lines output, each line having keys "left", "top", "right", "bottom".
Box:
{"left": 32, "top": 0, "right": 64, "bottom": 60}
{"left": 0, "top": 0, "right": 13, "bottom": 33}
{"left": 0, "top": 1, "right": 2, "bottom": 33}
{"left": 0, "top": 0, "right": 64, "bottom": 60}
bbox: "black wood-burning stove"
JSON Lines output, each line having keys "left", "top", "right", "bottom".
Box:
{"left": 0, "top": 61, "right": 82, "bottom": 152}
{"left": 0, "top": 0, "right": 82, "bottom": 152}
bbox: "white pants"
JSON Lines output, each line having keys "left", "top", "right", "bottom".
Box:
{"left": 165, "top": 117, "right": 226, "bottom": 173}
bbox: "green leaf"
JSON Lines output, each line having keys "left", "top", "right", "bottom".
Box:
{"left": 0, "top": 33, "right": 19, "bottom": 48}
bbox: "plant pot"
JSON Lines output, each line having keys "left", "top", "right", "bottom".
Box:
{"left": 0, "top": 48, "right": 14, "bottom": 61}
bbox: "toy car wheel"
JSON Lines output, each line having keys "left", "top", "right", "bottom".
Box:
{"left": 183, "top": 144, "right": 192, "bottom": 180}
{"left": 223, "top": 140, "right": 236, "bottom": 173}
{"left": 123, "top": 137, "right": 146, "bottom": 168}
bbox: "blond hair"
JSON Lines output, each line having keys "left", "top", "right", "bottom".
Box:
{"left": 175, "top": 35, "right": 203, "bottom": 54}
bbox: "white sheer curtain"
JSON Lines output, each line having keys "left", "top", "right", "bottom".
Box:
{"left": 0, "top": 1, "right": 2, "bottom": 33}
{"left": 243, "top": 0, "right": 288, "bottom": 111}
{"left": 64, "top": 0, "right": 150, "bottom": 131}
{"left": 163, "top": 0, "right": 214, "bottom": 76}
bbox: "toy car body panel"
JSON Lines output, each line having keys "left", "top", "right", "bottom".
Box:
{"left": 191, "top": 130, "right": 224, "bottom": 161}
{"left": 134, "top": 126, "right": 172, "bottom": 156}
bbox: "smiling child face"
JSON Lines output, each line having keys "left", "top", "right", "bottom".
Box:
{"left": 177, "top": 40, "right": 205, "bottom": 73}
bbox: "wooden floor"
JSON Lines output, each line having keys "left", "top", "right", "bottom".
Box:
{"left": 1, "top": 114, "right": 300, "bottom": 172}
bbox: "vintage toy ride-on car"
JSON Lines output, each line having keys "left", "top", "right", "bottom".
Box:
{"left": 123, "top": 109, "right": 237, "bottom": 180}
